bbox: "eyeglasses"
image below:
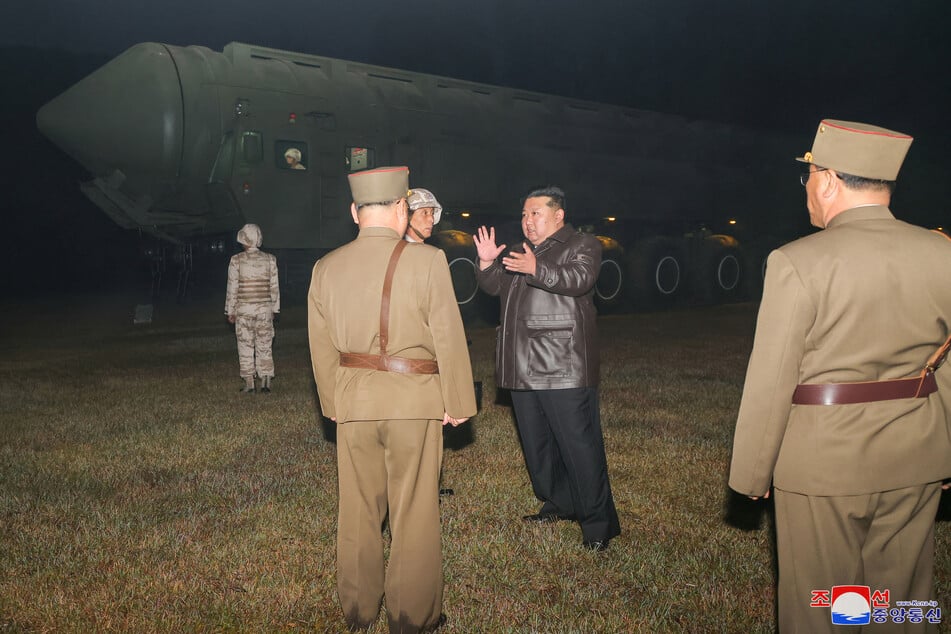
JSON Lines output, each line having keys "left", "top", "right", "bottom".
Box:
{"left": 800, "top": 168, "right": 829, "bottom": 186}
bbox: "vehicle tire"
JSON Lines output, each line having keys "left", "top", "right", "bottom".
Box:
{"left": 623, "top": 237, "right": 685, "bottom": 308}
{"left": 742, "top": 237, "right": 781, "bottom": 300}
{"left": 429, "top": 230, "right": 496, "bottom": 324}
{"left": 693, "top": 234, "right": 743, "bottom": 304}
{"left": 594, "top": 236, "right": 625, "bottom": 313}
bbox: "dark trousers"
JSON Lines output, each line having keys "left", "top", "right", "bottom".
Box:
{"left": 511, "top": 387, "right": 621, "bottom": 543}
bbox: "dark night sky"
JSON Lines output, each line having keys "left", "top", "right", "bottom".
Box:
{"left": 4, "top": 0, "right": 951, "bottom": 295}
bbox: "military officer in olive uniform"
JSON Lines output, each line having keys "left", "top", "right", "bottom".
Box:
{"left": 729, "top": 120, "right": 951, "bottom": 633}
{"left": 225, "top": 223, "right": 280, "bottom": 393}
{"left": 308, "top": 166, "right": 476, "bottom": 633}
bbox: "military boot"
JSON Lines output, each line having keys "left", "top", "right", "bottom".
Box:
{"left": 239, "top": 376, "right": 256, "bottom": 393}
{"left": 261, "top": 376, "right": 272, "bottom": 393}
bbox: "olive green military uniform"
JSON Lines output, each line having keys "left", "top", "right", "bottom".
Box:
{"left": 729, "top": 121, "right": 951, "bottom": 633}
{"left": 308, "top": 167, "right": 476, "bottom": 633}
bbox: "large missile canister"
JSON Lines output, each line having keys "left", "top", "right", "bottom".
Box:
{"left": 37, "top": 42, "right": 185, "bottom": 180}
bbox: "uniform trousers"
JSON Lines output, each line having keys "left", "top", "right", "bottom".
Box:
{"left": 234, "top": 310, "right": 274, "bottom": 378}
{"left": 336, "top": 418, "right": 444, "bottom": 633}
{"left": 774, "top": 482, "right": 942, "bottom": 634}
{"left": 511, "top": 387, "right": 620, "bottom": 543}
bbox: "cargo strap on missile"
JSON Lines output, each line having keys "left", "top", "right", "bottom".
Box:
{"left": 792, "top": 334, "right": 951, "bottom": 405}
{"left": 339, "top": 240, "right": 439, "bottom": 375}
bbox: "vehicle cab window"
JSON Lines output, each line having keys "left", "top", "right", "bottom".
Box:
{"left": 346, "top": 147, "right": 375, "bottom": 172}
{"left": 277, "top": 141, "right": 308, "bottom": 171}
{"left": 240, "top": 131, "right": 263, "bottom": 165}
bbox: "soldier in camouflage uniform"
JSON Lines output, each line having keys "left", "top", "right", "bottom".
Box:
{"left": 225, "top": 224, "right": 280, "bottom": 393}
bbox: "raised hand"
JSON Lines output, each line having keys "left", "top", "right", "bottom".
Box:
{"left": 473, "top": 225, "right": 506, "bottom": 266}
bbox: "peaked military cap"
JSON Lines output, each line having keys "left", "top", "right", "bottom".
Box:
{"left": 348, "top": 166, "right": 411, "bottom": 205}
{"left": 796, "top": 119, "right": 913, "bottom": 181}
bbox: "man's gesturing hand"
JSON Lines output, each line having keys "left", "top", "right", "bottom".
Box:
{"left": 473, "top": 226, "right": 506, "bottom": 269}
{"left": 502, "top": 242, "right": 537, "bottom": 276}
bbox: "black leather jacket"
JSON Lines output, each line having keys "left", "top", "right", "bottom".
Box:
{"left": 476, "top": 224, "right": 601, "bottom": 390}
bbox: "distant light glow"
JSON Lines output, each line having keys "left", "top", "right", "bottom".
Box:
{"left": 728, "top": 219, "right": 737, "bottom": 225}
{"left": 460, "top": 212, "right": 471, "bottom": 218}
{"left": 605, "top": 216, "right": 616, "bottom": 222}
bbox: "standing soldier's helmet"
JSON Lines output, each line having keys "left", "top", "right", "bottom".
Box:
{"left": 237, "top": 223, "right": 262, "bottom": 248}
{"left": 407, "top": 188, "right": 443, "bottom": 224}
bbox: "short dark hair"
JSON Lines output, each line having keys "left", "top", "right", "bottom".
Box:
{"left": 522, "top": 185, "right": 566, "bottom": 211}
{"left": 836, "top": 171, "right": 896, "bottom": 195}
{"left": 356, "top": 198, "right": 403, "bottom": 211}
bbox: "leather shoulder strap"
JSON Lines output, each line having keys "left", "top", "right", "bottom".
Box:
{"left": 379, "top": 240, "right": 408, "bottom": 357}
{"left": 926, "top": 333, "right": 951, "bottom": 373}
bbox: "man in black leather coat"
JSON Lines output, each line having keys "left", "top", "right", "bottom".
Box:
{"left": 474, "top": 185, "right": 621, "bottom": 551}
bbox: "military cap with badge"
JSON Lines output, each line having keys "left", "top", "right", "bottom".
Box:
{"left": 796, "top": 119, "right": 913, "bottom": 181}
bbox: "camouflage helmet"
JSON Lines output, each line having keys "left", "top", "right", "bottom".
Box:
{"left": 407, "top": 188, "right": 443, "bottom": 224}
{"left": 237, "top": 223, "right": 262, "bottom": 248}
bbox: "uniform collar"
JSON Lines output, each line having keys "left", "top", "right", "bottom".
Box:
{"left": 826, "top": 205, "right": 894, "bottom": 228}
{"left": 358, "top": 226, "right": 402, "bottom": 239}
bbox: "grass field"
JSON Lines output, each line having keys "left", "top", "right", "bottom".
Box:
{"left": 1, "top": 293, "right": 949, "bottom": 633}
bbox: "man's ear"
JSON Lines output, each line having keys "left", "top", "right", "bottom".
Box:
{"left": 555, "top": 208, "right": 565, "bottom": 223}
{"left": 350, "top": 202, "right": 360, "bottom": 225}
{"left": 821, "top": 171, "right": 839, "bottom": 200}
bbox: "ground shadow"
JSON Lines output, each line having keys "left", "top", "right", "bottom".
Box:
{"left": 722, "top": 482, "right": 779, "bottom": 627}
{"left": 723, "top": 487, "right": 770, "bottom": 532}
{"left": 936, "top": 486, "right": 951, "bottom": 522}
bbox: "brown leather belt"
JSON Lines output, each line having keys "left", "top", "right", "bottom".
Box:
{"left": 793, "top": 334, "right": 951, "bottom": 405}
{"left": 792, "top": 372, "right": 937, "bottom": 405}
{"left": 339, "top": 352, "right": 438, "bottom": 374}
{"left": 338, "top": 239, "right": 440, "bottom": 376}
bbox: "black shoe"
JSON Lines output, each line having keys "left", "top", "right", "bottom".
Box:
{"left": 421, "top": 614, "right": 447, "bottom": 632}
{"left": 522, "top": 512, "right": 576, "bottom": 524}
{"left": 260, "top": 386, "right": 271, "bottom": 393}
{"left": 439, "top": 488, "right": 454, "bottom": 496}
{"left": 582, "top": 538, "right": 611, "bottom": 552}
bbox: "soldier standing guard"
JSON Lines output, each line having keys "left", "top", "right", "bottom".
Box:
{"left": 225, "top": 223, "right": 280, "bottom": 393}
